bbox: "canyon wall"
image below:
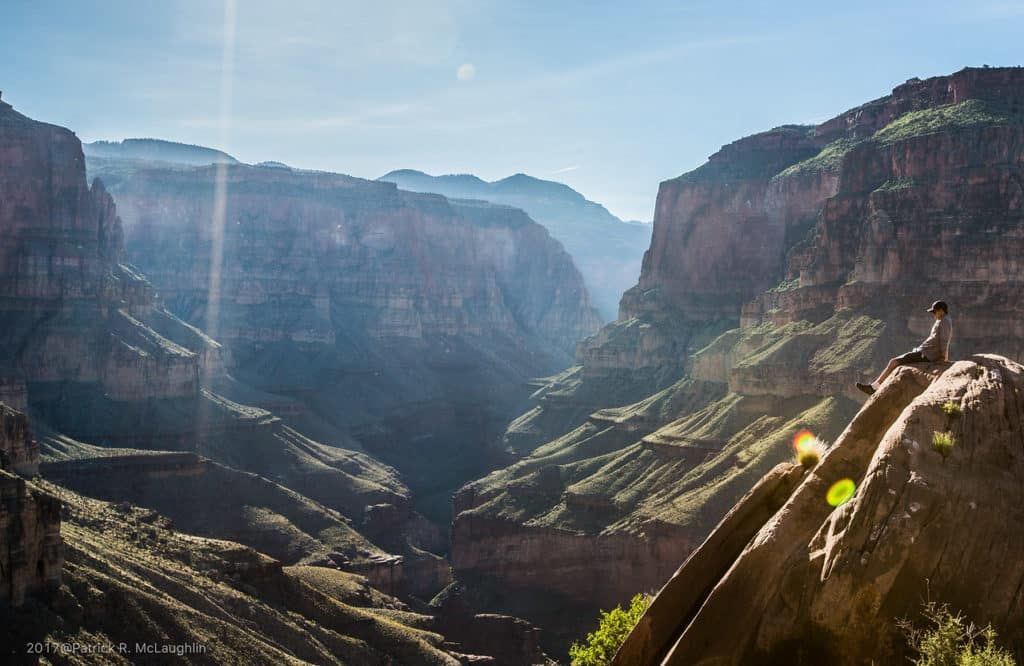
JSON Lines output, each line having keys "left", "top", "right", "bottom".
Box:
{"left": 89, "top": 157, "right": 601, "bottom": 521}
{"left": 450, "top": 67, "right": 1024, "bottom": 651}
{"left": 380, "top": 169, "right": 652, "bottom": 320}
{"left": 0, "top": 95, "right": 452, "bottom": 602}
{"left": 0, "top": 95, "right": 226, "bottom": 403}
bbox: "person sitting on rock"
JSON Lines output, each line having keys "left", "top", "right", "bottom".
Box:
{"left": 857, "top": 300, "right": 952, "bottom": 396}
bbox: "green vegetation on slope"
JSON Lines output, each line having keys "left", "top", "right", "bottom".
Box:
{"left": 875, "top": 99, "right": 1024, "bottom": 144}
{"left": 903, "top": 602, "right": 1017, "bottom": 666}
{"left": 569, "top": 593, "right": 652, "bottom": 666}
{"left": 774, "top": 99, "right": 1024, "bottom": 182}
{"left": 733, "top": 312, "right": 884, "bottom": 375}
{"left": 775, "top": 138, "right": 862, "bottom": 179}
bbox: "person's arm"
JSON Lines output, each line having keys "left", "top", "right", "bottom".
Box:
{"left": 918, "top": 321, "right": 941, "bottom": 360}
{"left": 941, "top": 318, "right": 952, "bottom": 361}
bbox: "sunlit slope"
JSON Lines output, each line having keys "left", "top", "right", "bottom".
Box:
{"left": 0, "top": 481, "right": 457, "bottom": 665}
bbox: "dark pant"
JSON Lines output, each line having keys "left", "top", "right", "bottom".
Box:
{"left": 895, "top": 350, "right": 929, "bottom": 366}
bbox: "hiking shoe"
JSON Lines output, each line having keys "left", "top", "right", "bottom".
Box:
{"left": 856, "top": 382, "right": 875, "bottom": 396}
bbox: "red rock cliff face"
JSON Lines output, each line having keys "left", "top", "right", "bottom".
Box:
{"left": 0, "top": 97, "right": 224, "bottom": 404}
{"left": 634, "top": 126, "right": 824, "bottom": 321}
{"left": 106, "top": 167, "right": 598, "bottom": 361}
{"left": 451, "top": 68, "right": 1024, "bottom": 651}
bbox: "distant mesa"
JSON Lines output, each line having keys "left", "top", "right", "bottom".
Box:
{"left": 84, "top": 138, "right": 239, "bottom": 166}
{"left": 381, "top": 169, "right": 589, "bottom": 204}
{"left": 255, "top": 160, "right": 291, "bottom": 170}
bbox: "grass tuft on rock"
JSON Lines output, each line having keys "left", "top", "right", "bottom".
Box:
{"left": 932, "top": 431, "right": 955, "bottom": 458}
{"left": 942, "top": 401, "right": 962, "bottom": 417}
{"left": 796, "top": 437, "right": 827, "bottom": 469}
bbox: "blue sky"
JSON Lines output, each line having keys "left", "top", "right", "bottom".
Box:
{"left": 2, "top": 0, "right": 1022, "bottom": 220}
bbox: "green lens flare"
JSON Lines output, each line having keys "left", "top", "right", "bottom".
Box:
{"left": 826, "top": 478, "right": 856, "bottom": 507}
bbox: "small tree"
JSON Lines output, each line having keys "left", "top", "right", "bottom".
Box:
{"left": 569, "top": 593, "right": 652, "bottom": 666}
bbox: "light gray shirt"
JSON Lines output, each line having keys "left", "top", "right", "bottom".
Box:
{"left": 917, "top": 316, "right": 952, "bottom": 362}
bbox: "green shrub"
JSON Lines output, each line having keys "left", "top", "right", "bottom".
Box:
{"left": 932, "top": 431, "right": 955, "bottom": 458}
{"left": 942, "top": 401, "right": 962, "bottom": 417}
{"left": 903, "top": 601, "right": 1016, "bottom": 666}
{"left": 569, "top": 593, "right": 652, "bottom": 666}
{"left": 796, "top": 436, "right": 827, "bottom": 469}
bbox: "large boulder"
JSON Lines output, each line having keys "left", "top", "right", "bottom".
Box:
{"left": 618, "top": 355, "right": 1024, "bottom": 664}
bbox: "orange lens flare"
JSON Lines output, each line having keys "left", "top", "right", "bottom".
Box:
{"left": 793, "top": 429, "right": 818, "bottom": 455}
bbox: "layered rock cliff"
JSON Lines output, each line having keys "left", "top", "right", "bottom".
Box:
{"left": 0, "top": 93, "right": 234, "bottom": 407}
{"left": 380, "top": 169, "right": 652, "bottom": 320}
{"left": 451, "top": 67, "right": 1024, "bottom": 652}
{"left": 619, "top": 355, "right": 1024, "bottom": 664}
{"left": 87, "top": 157, "right": 600, "bottom": 522}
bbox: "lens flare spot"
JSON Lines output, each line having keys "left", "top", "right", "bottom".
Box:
{"left": 793, "top": 429, "right": 817, "bottom": 455}
{"left": 827, "top": 478, "right": 856, "bottom": 507}
{"left": 793, "top": 429, "right": 827, "bottom": 468}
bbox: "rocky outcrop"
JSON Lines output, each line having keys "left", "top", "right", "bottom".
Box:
{"left": 451, "top": 67, "right": 1024, "bottom": 648}
{"left": 612, "top": 461, "right": 806, "bottom": 666}
{"left": 379, "top": 169, "right": 652, "bottom": 320}
{"left": 0, "top": 403, "right": 38, "bottom": 476}
{"left": 0, "top": 402, "right": 62, "bottom": 606}
{"left": 622, "top": 355, "right": 1024, "bottom": 664}
{"left": 0, "top": 470, "right": 62, "bottom": 605}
